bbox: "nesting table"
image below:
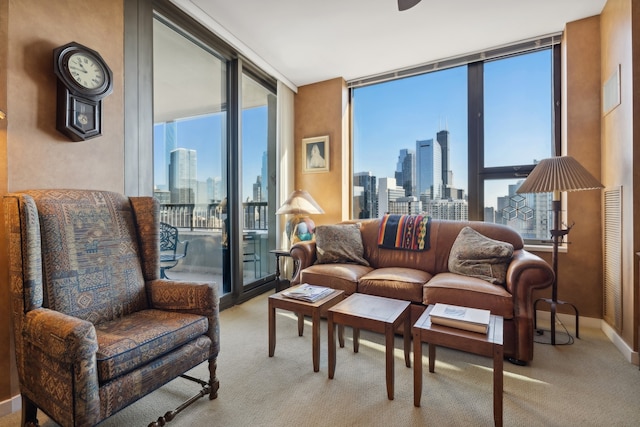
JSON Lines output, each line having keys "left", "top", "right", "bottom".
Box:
{"left": 413, "top": 305, "right": 504, "bottom": 427}
{"left": 268, "top": 288, "right": 345, "bottom": 372}
{"left": 327, "top": 293, "right": 411, "bottom": 400}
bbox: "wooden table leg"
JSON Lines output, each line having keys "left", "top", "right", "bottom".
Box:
{"left": 428, "top": 343, "right": 436, "bottom": 373}
{"left": 413, "top": 330, "right": 422, "bottom": 407}
{"left": 493, "top": 343, "right": 504, "bottom": 427}
{"left": 338, "top": 324, "right": 345, "bottom": 348}
{"left": 312, "top": 309, "right": 321, "bottom": 372}
{"left": 297, "top": 312, "right": 304, "bottom": 336}
{"left": 353, "top": 328, "right": 360, "bottom": 353}
{"left": 385, "top": 323, "right": 395, "bottom": 400}
{"left": 328, "top": 312, "right": 336, "bottom": 379}
{"left": 268, "top": 302, "right": 276, "bottom": 357}
{"left": 403, "top": 312, "right": 411, "bottom": 368}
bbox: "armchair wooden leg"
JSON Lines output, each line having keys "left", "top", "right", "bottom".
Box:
{"left": 21, "top": 395, "right": 39, "bottom": 427}
{"left": 147, "top": 358, "right": 220, "bottom": 427}
{"left": 209, "top": 358, "right": 219, "bottom": 400}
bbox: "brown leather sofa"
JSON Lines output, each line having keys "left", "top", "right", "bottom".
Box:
{"left": 290, "top": 218, "right": 554, "bottom": 365}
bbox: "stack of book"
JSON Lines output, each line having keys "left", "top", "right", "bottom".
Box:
{"left": 282, "top": 284, "right": 334, "bottom": 303}
{"left": 429, "top": 303, "right": 491, "bottom": 334}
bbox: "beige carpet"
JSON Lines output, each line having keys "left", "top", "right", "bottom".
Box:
{"left": 2, "top": 292, "right": 640, "bottom": 427}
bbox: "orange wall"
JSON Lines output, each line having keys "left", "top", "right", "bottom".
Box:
{"left": 294, "top": 78, "right": 350, "bottom": 225}
{"left": 600, "top": 0, "right": 638, "bottom": 347}
{"left": 559, "top": 16, "right": 604, "bottom": 319}
{"left": 0, "top": 0, "right": 124, "bottom": 406}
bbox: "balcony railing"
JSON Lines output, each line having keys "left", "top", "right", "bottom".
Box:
{"left": 159, "top": 202, "right": 269, "bottom": 231}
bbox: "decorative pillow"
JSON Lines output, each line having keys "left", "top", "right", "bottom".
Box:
{"left": 315, "top": 224, "right": 370, "bottom": 266}
{"left": 448, "top": 226, "right": 514, "bottom": 285}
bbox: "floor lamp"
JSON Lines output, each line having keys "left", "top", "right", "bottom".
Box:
{"left": 516, "top": 156, "right": 603, "bottom": 345}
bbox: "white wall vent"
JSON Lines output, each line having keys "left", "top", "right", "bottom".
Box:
{"left": 603, "top": 186, "right": 622, "bottom": 330}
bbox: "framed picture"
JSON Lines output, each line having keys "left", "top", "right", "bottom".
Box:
{"left": 302, "top": 135, "right": 330, "bottom": 173}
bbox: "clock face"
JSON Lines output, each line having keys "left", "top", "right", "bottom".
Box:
{"left": 67, "top": 53, "right": 106, "bottom": 90}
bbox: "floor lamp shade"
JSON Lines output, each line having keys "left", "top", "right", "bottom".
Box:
{"left": 276, "top": 190, "right": 324, "bottom": 244}
{"left": 516, "top": 156, "right": 603, "bottom": 198}
{"left": 516, "top": 155, "right": 603, "bottom": 345}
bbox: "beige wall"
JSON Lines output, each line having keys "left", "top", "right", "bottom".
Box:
{"left": 0, "top": 0, "right": 124, "bottom": 407}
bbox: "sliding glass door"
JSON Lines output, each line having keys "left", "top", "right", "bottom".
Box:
{"left": 240, "top": 72, "right": 277, "bottom": 289}
{"left": 152, "top": 14, "right": 277, "bottom": 303}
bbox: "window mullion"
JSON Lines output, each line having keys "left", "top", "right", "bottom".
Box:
{"left": 468, "top": 62, "right": 483, "bottom": 221}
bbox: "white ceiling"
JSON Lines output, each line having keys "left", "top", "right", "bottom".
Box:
{"left": 171, "top": 0, "right": 606, "bottom": 91}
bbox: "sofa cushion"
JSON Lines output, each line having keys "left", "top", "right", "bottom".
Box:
{"left": 448, "top": 226, "right": 514, "bottom": 285}
{"left": 300, "top": 263, "right": 372, "bottom": 295}
{"left": 358, "top": 267, "right": 431, "bottom": 303}
{"left": 95, "top": 309, "right": 208, "bottom": 382}
{"left": 315, "top": 224, "right": 369, "bottom": 266}
{"left": 424, "top": 272, "right": 514, "bottom": 319}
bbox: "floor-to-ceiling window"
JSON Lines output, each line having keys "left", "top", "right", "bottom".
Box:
{"left": 351, "top": 37, "right": 559, "bottom": 245}
{"left": 240, "top": 72, "right": 277, "bottom": 289}
{"left": 149, "top": 5, "right": 277, "bottom": 305}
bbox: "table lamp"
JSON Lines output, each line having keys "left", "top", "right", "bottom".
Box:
{"left": 516, "top": 155, "right": 603, "bottom": 345}
{"left": 276, "top": 190, "right": 324, "bottom": 245}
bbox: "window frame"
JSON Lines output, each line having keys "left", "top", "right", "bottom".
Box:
{"left": 348, "top": 38, "right": 561, "bottom": 246}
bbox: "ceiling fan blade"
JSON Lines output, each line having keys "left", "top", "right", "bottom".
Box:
{"left": 398, "top": 0, "right": 422, "bottom": 11}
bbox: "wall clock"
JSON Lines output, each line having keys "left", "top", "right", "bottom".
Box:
{"left": 53, "top": 42, "right": 113, "bottom": 142}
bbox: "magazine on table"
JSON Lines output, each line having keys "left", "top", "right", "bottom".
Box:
{"left": 429, "top": 303, "right": 491, "bottom": 334}
{"left": 282, "top": 284, "right": 333, "bottom": 302}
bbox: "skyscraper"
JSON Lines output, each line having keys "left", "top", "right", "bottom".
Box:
{"left": 416, "top": 139, "right": 442, "bottom": 200}
{"left": 437, "top": 129, "right": 453, "bottom": 187}
{"left": 353, "top": 171, "right": 377, "bottom": 219}
{"left": 395, "top": 149, "right": 416, "bottom": 196}
{"left": 169, "top": 148, "right": 197, "bottom": 203}
{"left": 161, "top": 121, "right": 178, "bottom": 191}
{"left": 378, "top": 177, "right": 405, "bottom": 217}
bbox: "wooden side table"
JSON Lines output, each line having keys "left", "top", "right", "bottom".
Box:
{"left": 269, "top": 288, "right": 344, "bottom": 372}
{"left": 270, "top": 249, "right": 296, "bottom": 292}
{"left": 327, "top": 293, "right": 411, "bottom": 400}
{"left": 413, "top": 305, "right": 504, "bottom": 427}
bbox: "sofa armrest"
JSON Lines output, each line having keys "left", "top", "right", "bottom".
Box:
{"left": 23, "top": 308, "right": 98, "bottom": 363}
{"left": 289, "top": 240, "right": 317, "bottom": 285}
{"left": 506, "top": 249, "right": 554, "bottom": 360}
{"left": 506, "top": 249, "right": 555, "bottom": 301}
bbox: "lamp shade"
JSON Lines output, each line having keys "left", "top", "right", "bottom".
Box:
{"left": 516, "top": 156, "right": 603, "bottom": 195}
{"left": 275, "top": 190, "right": 324, "bottom": 215}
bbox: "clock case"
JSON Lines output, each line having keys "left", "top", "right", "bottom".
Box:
{"left": 53, "top": 42, "right": 113, "bottom": 142}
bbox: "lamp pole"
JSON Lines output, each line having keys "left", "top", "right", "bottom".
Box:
{"left": 538, "top": 192, "right": 578, "bottom": 345}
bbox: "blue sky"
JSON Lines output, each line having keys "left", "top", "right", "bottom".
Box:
{"left": 154, "top": 50, "right": 552, "bottom": 210}
{"left": 154, "top": 106, "right": 268, "bottom": 199}
{"left": 352, "top": 49, "right": 552, "bottom": 208}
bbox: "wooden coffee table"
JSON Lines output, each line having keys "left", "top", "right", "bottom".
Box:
{"left": 327, "top": 293, "right": 411, "bottom": 400}
{"left": 413, "top": 305, "right": 504, "bottom": 427}
{"left": 269, "top": 288, "right": 345, "bottom": 372}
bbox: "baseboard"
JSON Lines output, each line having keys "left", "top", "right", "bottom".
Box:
{"left": 536, "top": 309, "right": 639, "bottom": 366}
{"left": 0, "top": 393, "right": 21, "bottom": 418}
{"left": 601, "top": 320, "right": 639, "bottom": 366}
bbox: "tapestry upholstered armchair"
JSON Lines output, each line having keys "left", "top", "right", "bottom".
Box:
{"left": 4, "top": 189, "right": 220, "bottom": 427}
